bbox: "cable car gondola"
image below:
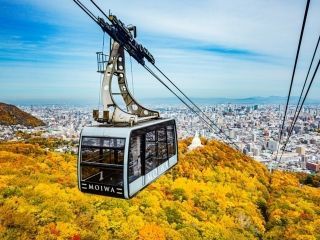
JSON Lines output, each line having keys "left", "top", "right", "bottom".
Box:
{"left": 78, "top": 118, "right": 177, "bottom": 199}
{"left": 73, "top": 0, "right": 240, "bottom": 199}
{"left": 72, "top": 2, "right": 180, "bottom": 198}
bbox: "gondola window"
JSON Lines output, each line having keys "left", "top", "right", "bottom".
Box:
{"left": 129, "top": 135, "right": 142, "bottom": 183}
{"left": 80, "top": 137, "right": 125, "bottom": 187}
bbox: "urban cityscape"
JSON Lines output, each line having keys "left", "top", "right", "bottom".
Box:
{"left": 0, "top": 103, "right": 319, "bottom": 174}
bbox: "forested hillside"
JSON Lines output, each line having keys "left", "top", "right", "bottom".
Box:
{"left": 0, "top": 103, "right": 45, "bottom": 127}
{"left": 0, "top": 140, "right": 319, "bottom": 239}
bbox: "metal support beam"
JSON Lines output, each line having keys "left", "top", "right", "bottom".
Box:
{"left": 100, "top": 41, "right": 159, "bottom": 125}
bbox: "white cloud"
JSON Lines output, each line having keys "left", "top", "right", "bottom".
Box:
{"left": 96, "top": 0, "right": 320, "bottom": 56}
{"left": 1, "top": 0, "right": 320, "bottom": 101}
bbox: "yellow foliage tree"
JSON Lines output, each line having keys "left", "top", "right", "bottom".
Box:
{"left": 0, "top": 140, "right": 319, "bottom": 239}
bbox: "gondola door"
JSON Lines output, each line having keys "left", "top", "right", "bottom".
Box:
{"left": 128, "top": 131, "right": 145, "bottom": 196}
{"left": 143, "top": 125, "right": 170, "bottom": 185}
{"left": 144, "top": 129, "right": 158, "bottom": 185}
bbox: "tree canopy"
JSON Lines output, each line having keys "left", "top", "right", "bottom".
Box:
{"left": 0, "top": 140, "right": 319, "bottom": 239}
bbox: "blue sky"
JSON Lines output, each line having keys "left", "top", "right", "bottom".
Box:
{"left": 1, "top": 0, "right": 320, "bottom": 104}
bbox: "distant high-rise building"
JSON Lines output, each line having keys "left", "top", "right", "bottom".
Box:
{"left": 247, "top": 143, "right": 255, "bottom": 152}
{"left": 229, "top": 130, "right": 236, "bottom": 139}
{"left": 296, "top": 146, "right": 306, "bottom": 155}
{"left": 252, "top": 133, "right": 257, "bottom": 142}
{"left": 243, "top": 148, "right": 249, "bottom": 155}
{"left": 252, "top": 147, "right": 260, "bottom": 156}
{"left": 268, "top": 140, "right": 278, "bottom": 152}
{"left": 301, "top": 156, "right": 308, "bottom": 169}
{"left": 201, "top": 129, "right": 206, "bottom": 137}
{"left": 294, "top": 125, "right": 302, "bottom": 134}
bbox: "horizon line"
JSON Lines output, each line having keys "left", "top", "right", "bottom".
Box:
{"left": 2, "top": 95, "right": 320, "bottom": 106}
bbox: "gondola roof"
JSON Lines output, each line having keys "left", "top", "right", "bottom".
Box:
{"left": 81, "top": 118, "right": 175, "bottom": 138}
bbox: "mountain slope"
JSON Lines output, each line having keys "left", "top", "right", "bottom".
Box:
{"left": 0, "top": 140, "right": 319, "bottom": 239}
{"left": 265, "top": 171, "right": 320, "bottom": 239}
{"left": 0, "top": 103, "right": 45, "bottom": 127}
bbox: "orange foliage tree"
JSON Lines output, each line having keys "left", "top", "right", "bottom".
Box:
{"left": 0, "top": 139, "right": 319, "bottom": 239}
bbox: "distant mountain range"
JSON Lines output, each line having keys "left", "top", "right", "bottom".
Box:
{"left": 141, "top": 96, "right": 320, "bottom": 105}
{"left": 0, "top": 102, "right": 45, "bottom": 127}
{"left": 2, "top": 96, "right": 320, "bottom": 106}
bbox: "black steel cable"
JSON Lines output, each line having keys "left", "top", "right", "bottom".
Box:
{"left": 277, "top": 57, "right": 320, "bottom": 165}
{"left": 275, "top": 0, "right": 310, "bottom": 164}
{"left": 144, "top": 66, "right": 233, "bottom": 146}
{"left": 279, "top": 34, "right": 320, "bottom": 160}
{"left": 73, "top": 0, "right": 99, "bottom": 24}
{"left": 90, "top": 0, "right": 110, "bottom": 20}
{"left": 289, "top": 35, "right": 320, "bottom": 136}
{"left": 143, "top": 65, "right": 239, "bottom": 149}
{"left": 74, "top": 0, "right": 245, "bottom": 151}
{"left": 152, "top": 64, "right": 237, "bottom": 144}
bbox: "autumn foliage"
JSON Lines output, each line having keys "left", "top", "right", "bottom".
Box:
{"left": 0, "top": 139, "right": 319, "bottom": 239}
{"left": 265, "top": 171, "right": 320, "bottom": 239}
{"left": 0, "top": 103, "right": 45, "bottom": 127}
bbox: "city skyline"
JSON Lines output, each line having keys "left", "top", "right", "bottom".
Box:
{"left": 1, "top": 0, "right": 320, "bottom": 103}
{"left": 1, "top": 103, "right": 319, "bottom": 174}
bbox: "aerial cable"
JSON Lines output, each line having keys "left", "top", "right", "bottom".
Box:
{"left": 151, "top": 64, "right": 238, "bottom": 146}
{"left": 278, "top": 56, "right": 320, "bottom": 165}
{"left": 152, "top": 64, "right": 214, "bottom": 122}
{"left": 275, "top": 0, "right": 310, "bottom": 164}
{"left": 73, "top": 0, "right": 99, "bottom": 24}
{"left": 280, "top": 34, "right": 320, "bottom": 155}
{"left": 90, "top": 0, "right": 110, "bottom": 20}
{"left": 152, "top": 65, "right": 238, "bottom": 148}
{"left": 143, "top": 65, "right": 239, "bottom": 149}
{"left": 289, "top": 34, "right": 320, "bottom": 136}
{"left": 143, "top": 65, "right": 234, "bottom": 147}
{"left": 73, "top": 0, "right": 238, "bottom": 149}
